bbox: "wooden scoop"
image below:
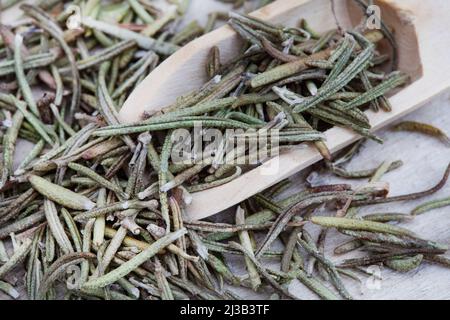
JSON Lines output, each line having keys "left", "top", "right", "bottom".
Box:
{"left": 119, "top": 0, "right": 450, "bottom": 220}
{"left": 3, "top": 1, "right": 448, "bottom": 221}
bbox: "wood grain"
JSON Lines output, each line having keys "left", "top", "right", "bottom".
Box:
{"left": 0, "top": 0, "right": 448, "bottom": 301}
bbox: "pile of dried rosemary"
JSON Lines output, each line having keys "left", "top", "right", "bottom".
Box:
{"left": 0, "top": 0, "right": 448, "bottom": 300}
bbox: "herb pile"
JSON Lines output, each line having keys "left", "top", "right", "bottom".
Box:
{"left": 0, "top": 0, "right": 448, "bottom": 300}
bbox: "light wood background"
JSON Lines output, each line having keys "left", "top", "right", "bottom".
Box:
{"left": 0, "top": 0, "right": 449, "bottom": 300}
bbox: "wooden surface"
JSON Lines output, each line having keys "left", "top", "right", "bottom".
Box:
{"left": 1, "top": 0, "right": 449, "bottom": 300}
{"left": 200, "top": 0, "right": 449, "bottom": 299}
